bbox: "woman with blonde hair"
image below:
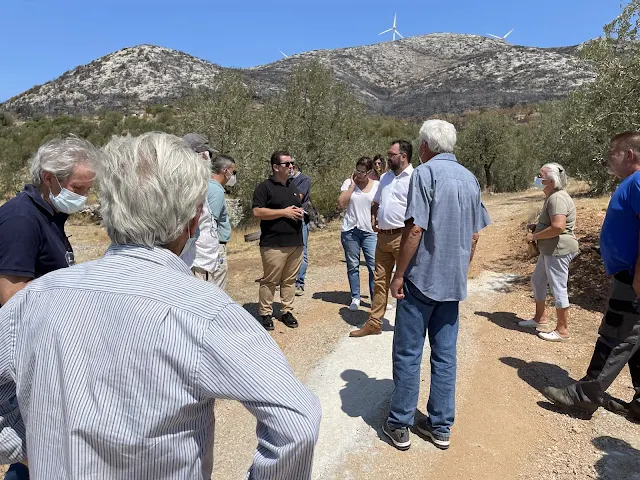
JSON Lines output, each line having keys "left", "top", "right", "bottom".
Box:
{"left": 520, "top": 163, "right": 579, "bottom": 342}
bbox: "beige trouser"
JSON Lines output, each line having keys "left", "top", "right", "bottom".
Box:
{"left": 369, "top": 231, "right": 402, "bottom": 325}
{"left": 192, "top": 245, "right": 229, "bottom": 290}
{"left": 259, "top": 246, "right": 303, "bottom": 316}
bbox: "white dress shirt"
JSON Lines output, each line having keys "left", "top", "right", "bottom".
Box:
{"left": 373, "top": 164, "right": 414, "bottom": 230}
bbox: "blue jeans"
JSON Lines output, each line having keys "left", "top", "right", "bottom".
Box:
{"left": 296, "top": 222, "right": 309, "bottom": 288}
{"left": 340, "top": 228, "right": 377, "bottom": 300}
{"left": 388, "top": 279, "right": 459, "bottom": 436}
{"left": 4, "top": 463, "right": 29, "bottom": 480}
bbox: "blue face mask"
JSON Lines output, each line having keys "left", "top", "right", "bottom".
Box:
{"left": 49, "top": 176, "right": 88, "bottom": 214}
{"left": 180, "top": 225, "right": 200, "bottom": 266}
{"left": 534, "top": 177, "right": 545, "bottom": 189}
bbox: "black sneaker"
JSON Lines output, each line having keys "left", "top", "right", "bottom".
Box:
{"left": 260, "top": 315, "right": 274, "bottom": 331}
{"left": 382, "top": 419, "right": 410, "bottom": 450}
{"left": 416, "top": 419, "right": 450, "bottom": 450}
{"left": 280, "top": 312, "right": 299, "bottom": 328}
{"left": 542, "top": 386, "right": 599, "bottom": 415}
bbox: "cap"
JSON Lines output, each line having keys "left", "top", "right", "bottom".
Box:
{"left": 183, "top": 133, "right": 219, "bottom": 157}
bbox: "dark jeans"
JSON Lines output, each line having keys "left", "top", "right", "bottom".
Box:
{"left": 4, "top": 463, "right": 29, "bottom": 480}
{"left": 296, "top": 222, "right": 309, "bottom": 288}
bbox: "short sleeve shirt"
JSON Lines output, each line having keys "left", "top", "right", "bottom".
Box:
{"left": 373, "top": 165, "right": 414, "bottom": 230}
{"left": 0, "top": 184, "right": 73, "bottom": 286}
{"left": 600, "top": 170, "right": 640, "bottom": 275}
{"left": 535, "top": 190, "right": 579, "bottom": 256}
{"left": 252, "top": 177, "right": 303, "bottom": 248}
{"left": 404, "top": 154, "right": 490, "bottom": 302}
{"left": 340, "top": 179, "right": 379, "bottom": 233}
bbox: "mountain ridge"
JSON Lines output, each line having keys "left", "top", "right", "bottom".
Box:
{"left": 1, "top": 34, "right": 595, "bottom": 118}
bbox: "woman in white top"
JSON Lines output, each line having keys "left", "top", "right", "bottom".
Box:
{"left": 338, "top": 157, "right": 380, "bottom": 311}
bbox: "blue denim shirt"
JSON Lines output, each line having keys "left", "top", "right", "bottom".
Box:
{"left": 404, "top": 153, "right": 491, "bottom": 302}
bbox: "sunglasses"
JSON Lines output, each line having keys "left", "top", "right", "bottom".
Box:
{"left": 277, "top": 162, "right": 295, "bottom": 167}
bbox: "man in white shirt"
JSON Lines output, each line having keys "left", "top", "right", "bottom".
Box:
{"left": 350, "top": 140, "right": 414, "bottom": 337}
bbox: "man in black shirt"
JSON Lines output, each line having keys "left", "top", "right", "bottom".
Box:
{"left": 252, "top": 151, "right": 305, "bottom": 330}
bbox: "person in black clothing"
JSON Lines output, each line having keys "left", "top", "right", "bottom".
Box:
{"left": 252, "top": 151, "right": 304, "bottom": 330}
{"left": 291, "top": 163, "right": 311, "bottom": 296}
{"left": 0, "top": 136, "right": 99, "bottom": 480}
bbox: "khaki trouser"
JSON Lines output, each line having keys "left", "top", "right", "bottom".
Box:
{"left": 259, "top": 246, "right": 303, "bottom": 316}
{"left": 369, "top": 231, "right": 402, "bottom": 325}
{"left": 192, "top": 245, "right": 229, "bottom": 290}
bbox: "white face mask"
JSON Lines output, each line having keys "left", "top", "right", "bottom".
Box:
{"left": 180, "top": 225, "right": 200, "bottom": 266}
{"left": 49, "top": 175, "right": 88, "bottom": 214}
{"left": 225, "top": 172, "right": 237, "bottom": 187}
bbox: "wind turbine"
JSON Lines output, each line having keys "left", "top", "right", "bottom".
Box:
{"left": 487, "top": 28, "right": 514, "bottom": 42}
{"left": 279, "top": 51, "right": 289, "bottom": 58}
{"left": 379, "top": 13, "right": 403, "bottom": 41}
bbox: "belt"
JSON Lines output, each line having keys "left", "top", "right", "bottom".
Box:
{"left": 379, "top": 228, "right": 403, "bottom": 235}
{"left": 219, "top": 241, "right": 228, "bottom": 245}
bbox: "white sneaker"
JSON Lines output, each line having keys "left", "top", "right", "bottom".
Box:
{"left": 349, "top": 299, "right": 360, "bottom": 311}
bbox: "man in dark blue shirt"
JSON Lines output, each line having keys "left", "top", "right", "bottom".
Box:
{"left": 0, "top": 136, "right": 97, "bottom": 480}
{"left": 544, "top": 131, "right": 640, "bottom": 422}
{"left": 291, "top": 163, "right": 311, "bottom": 296}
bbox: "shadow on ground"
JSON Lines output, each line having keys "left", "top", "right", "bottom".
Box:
{"left": 340, "top": 369, "right": 394, "bottom": 443}
{"left": 500, "top": 356, "right": 597, "bottom": 420}
{"left": 242, "top": 302, "right": 283, "bottom": 319}
{"left": 593, "top": 436, "right": 640, "bottom": 479}
{"left": 475, "top": 311, "right": 538, "bottom": 336}
{"left": 313, "top": 290, "right": 370, "bottom": 306}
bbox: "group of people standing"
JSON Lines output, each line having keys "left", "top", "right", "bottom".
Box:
{"left": 336, "top": 122, "right": 490, "bottom": 450}
{"left": 0, "top": 121, "right": 638, "bottom": 478}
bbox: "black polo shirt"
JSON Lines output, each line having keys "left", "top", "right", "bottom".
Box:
{"left": 252, "top": 177, "right": 303, "bottom": 248}
{"left": 0, "top": 184, "right": 74, "bottom": 282}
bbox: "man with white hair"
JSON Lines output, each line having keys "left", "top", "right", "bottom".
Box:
{"left": 0, "top": 133, "right": 321, "bottom": 479}
{"left": 543, "top": 131, "right": 640, "bottom": 422}
{"left": 382, "top": 120, "right": 490, "bottom": 451}
{"left": 0, "top": 136, "right": 98, "bottom": 480}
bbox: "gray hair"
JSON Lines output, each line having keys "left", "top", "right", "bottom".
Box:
{"left": 419, "top": 119, "right": 457, "bottom": 153}
{"left": 541, "top": 162, "right": 568, "bottom": 190}
{"left": 211, "top": 154, "right": 235, "bottom": 174}
{"left": 29, "top": 136, "right": 99, "bottom": 186}
{"left": 99, "top": 132, "right": 210, "bottom": 247}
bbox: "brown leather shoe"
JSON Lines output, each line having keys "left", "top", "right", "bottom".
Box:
{"left": 349, "top": 321, "right": 382, "bottom": 337}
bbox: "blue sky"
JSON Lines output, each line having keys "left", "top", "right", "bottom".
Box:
{"left": 0, "top": 0, "right": 623, "bottom": 102}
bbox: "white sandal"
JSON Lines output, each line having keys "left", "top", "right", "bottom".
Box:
{"left": 538, "top": 330, "right": 570, "bottom": 342}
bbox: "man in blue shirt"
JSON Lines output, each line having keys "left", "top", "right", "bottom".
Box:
{"left": 381, "top": 120, "right": 490, "bottom": 451}
{"left": 291, "top": 163, "right": 311, "bottom": 296}
{"left": 202, "top": 154, "right": 235, "bottom": 290}
{"left": 544, "top": 131, "right": 640, "bottom": 422}
{"left": 0, "top": 136, "right": 98, "bottom": 480}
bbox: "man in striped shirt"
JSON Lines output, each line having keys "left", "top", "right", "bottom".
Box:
{"left": 0, "top": 133, "right": 321, "bottom": 479}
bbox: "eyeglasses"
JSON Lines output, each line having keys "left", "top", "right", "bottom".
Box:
{"left": 387, "top": 153, "right": 402, "bottom": 159}
{"left": 277, "top": 162, "right": 294, "bottom": 167}
{"left": 354, "top": 170, "right": 371, "bottom": 177}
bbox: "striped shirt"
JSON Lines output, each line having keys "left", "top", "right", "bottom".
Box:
{"left": 0, "top": 245, "right": 321, "bottom": 479}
